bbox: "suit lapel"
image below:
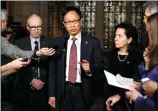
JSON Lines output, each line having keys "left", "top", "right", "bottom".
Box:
{"left": 81, "top": 33, "right": 88, "bottom": 60}
{"left": 64, "top": 35, "right": 69, "bottom": 68}
{"left": 26, "top": 37, "right": 32, "bottom": 50}
{"left": 40, "top": 36, "right": 46, "bottom": 48}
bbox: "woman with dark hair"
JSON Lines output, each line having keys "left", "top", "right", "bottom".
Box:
{"left": 104, "top": 22, "right": 143, "bottom": 111}
{"left": 125, "top": 12, "right": 158, "bottom": 111}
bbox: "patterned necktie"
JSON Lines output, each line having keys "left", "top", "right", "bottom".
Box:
{"left": 33, "top": 41, "right": 39, "bottom": 78}
{"left": 68, "top": 38, "right": 77, "bottom": 83}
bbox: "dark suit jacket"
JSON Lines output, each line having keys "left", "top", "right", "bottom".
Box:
{"left": 48, "top": 32, "right": 104, "bottom": 109}
{"left": 14, "top": 36, "right": 53, "bottom": 107}
{"left": 15, "top": 36, "right": 53, "bottom": 85}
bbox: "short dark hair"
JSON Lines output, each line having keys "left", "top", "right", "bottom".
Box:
{"left": 62, "top": 6, "right": 82, "bottom": 20}
{"left": 115, "top": 22, "right": 138, "bottom": 42}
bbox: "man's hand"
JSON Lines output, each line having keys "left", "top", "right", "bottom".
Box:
{"left": 31, "top": 78, "right": 45, "bottom": 90}
{"left": 48, "top": 97, "right": 56, "bottom": 108}
{"left": 36, "top": 48, "right": 56, "bottom": 56}
{"left": 105, "top": 94, "right": 121, "bottom": 111}
{"left": 78, "top": 60, "right": 90, "bottom": 72}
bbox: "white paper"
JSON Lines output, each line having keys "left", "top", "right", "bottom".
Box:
{"left": 104, "top": 70, "right": 133, "bottom": 90}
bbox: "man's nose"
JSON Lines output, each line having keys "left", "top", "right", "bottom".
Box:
{"left": 34, "top": 28, "right": 38, "bottom": 32}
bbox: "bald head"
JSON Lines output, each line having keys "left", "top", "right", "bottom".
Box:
{"left": 26, "top": 14, "right": 42, "bottom": 38}
{"left": 27, "top": 14, "right": 42, "bottom": 25}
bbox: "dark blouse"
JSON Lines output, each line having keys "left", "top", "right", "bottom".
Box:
{"left": 104, "top": 47, "right": 144, "bottom": 110}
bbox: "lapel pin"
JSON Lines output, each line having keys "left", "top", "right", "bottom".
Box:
{"left": 85, "top": 41, "right": 88, "bottom": 44}
{"left": 127, "top": 61, "right": 129, "bottom": 64}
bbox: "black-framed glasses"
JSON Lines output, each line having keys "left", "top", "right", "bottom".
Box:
{"left": 64, "top": 18, "right": 81, "bottom": 26}
{"left": 27, "top": 24, "right": 42, "bottom": 31}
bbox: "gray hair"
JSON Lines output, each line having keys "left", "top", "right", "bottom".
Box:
{"left": 1, "top": 9, "right": 8, "bottom": 21}
{"left": 143, "top": 2, "right": 158, "bottom": 15}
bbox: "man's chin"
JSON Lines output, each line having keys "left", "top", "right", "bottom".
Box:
{"left": 33, "top": 35, "right": 40, "bottom": 38}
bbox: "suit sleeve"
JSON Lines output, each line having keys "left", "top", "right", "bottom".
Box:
{"left": 48, "top": 55, "right": 57, "bottom": 97}
{"left": 1, "top": 37, "right": 33, "bottom": 59}
{"left": 90, "top": 39, "right": 104, "bottom": 79}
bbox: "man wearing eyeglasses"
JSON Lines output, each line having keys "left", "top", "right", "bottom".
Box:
{"left": 14, "top": 14, "right": 53, "bottom": 111}
{"left": 48, "top": 6, "right": 104, "bottom": 111}
{"left": 1, "top": 9, "right": 55, "bottom": 60}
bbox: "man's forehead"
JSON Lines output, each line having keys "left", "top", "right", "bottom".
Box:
{"left": 27, "top": 15, "right": 42, "bottom": 25}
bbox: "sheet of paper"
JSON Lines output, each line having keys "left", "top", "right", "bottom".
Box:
{"left": 116, "top": 74, "right": 133, "bottom": 88}
{"left": 104, "top": 70, "right": 132, "bottom": 90}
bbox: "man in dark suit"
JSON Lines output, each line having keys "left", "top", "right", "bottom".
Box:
{"left": 48, "top": 6, "right": 104, "bottom": 111}
{"left": 15, "top": 14, "right": 53, "bottom": 111}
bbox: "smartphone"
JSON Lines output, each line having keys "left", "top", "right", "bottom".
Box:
{"left": 22, "top": 54, "right": 32, "bottom": 62}
{"left": 50, "top": 44, "right": 60, "bottom": 50}
{"left": 108, "top": 102, "right": 113, "bottom": 109}
{"left": 141, "top": 78, "right": 151, "bottom": 83}
{"left": 134, "top": 80, "right": 141, "bottom": 82}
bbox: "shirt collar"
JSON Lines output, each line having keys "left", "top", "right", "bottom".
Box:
{"left": 30, "top": 36, "right": 40, "bottom": 43}
{"left": 69, "top": 32, "right": 81, "bottom": 40}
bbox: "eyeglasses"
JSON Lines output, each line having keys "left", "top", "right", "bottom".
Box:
{"left": 27, "top": 24, "right": 42, "bottom": 31}
{"left": 144, "top": 15, "right": 150, "bottom": 19}
{"left": 64, "top": 18, "right": 81, "bottom": 26}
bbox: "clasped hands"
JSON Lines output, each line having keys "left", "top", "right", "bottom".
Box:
{"left": 31, "top": 78, "right": 45, "bottom": 90}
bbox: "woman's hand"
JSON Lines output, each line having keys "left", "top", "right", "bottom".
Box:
{"left": 143, "top": 46, "right": 150, "bottom": 70}
{"left": 143, "top": 81, "right": 158, "bottom": 97}
{"left": 105, "top": 94, "right": 121, "bottom": 111}
{"left": 125, "top": 87, "right": 139, "bottom": 103}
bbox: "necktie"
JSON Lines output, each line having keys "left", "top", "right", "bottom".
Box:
{"left": 68, "top": 38, "right": 77, "bottom": 83}
{"left": 34, "top": 41, "right": 39, "bottom": 51}
{"left": 33, "top": 41, "right": 39, "bottom": 78}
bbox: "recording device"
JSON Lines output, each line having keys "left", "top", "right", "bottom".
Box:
{"left": 108, "top": 101, "right": 113, "bottom": 109}
{"left": 22, "top": 54, "right": 33, "bottom": 62}
{"left": 49, "top": 44, "right": 60, "bottom": 50}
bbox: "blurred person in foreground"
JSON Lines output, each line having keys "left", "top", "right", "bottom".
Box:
{"left": 125, "top": 12, "right": 158, "bottom": 111}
